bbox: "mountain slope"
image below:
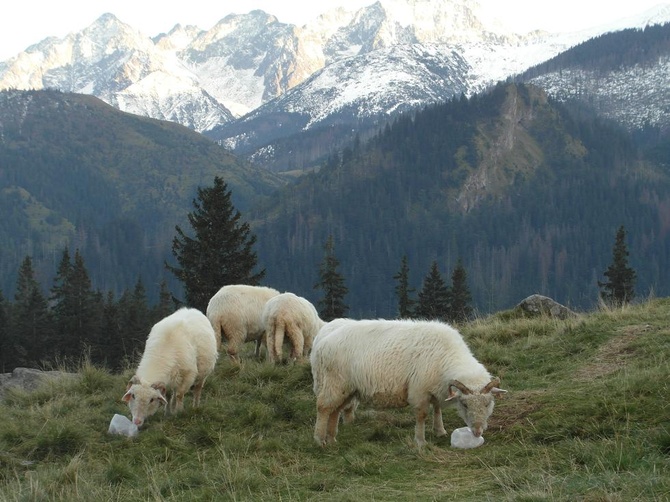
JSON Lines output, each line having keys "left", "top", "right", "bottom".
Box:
{"left": 0, "top": 89, "right": 283, "bottom": 299}
{"left": 250, "top": 83, "right": 670, "bottom": 316}
{"left": 519, "top": 21, "right": 670, "bottom": 132}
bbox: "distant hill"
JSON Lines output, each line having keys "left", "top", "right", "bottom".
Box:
{"left": 519, "top": 22, "right": 670, "bottom": 133}
{"left": 250, "top": 82, "right": 670, "bottom": 316}
{"left": 0, "top": 89, "right": 284, "bottom": 300}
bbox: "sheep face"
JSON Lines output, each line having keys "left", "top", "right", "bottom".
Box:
{"left": 122, "top": 380, "right": 168, "bottom": 427}
{"left": 446, "top": 379, "right": 507, "bottom": 437}
{"left": 452, "top": 393, "right": 496, "bottom": 437}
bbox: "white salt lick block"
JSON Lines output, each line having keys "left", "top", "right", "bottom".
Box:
{"left": 108, "top": 413, "right": 139, "bottom": 437}
{"left": 450, "top": 427, "right": 484, "bottom": 449}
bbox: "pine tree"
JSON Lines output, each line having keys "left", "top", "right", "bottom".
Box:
{"left": 50, "top": 249, "right": 101, "bottom": 360}
{"left": 117, "top": 279, "right": 152, "bottom": 366}
{"left": 152, "top": 279, "right": 175, "bottom": 324}
{"left": 393, "top": 254, "right": 415, "bottom": 318}
{"left": 11, "top": 256, "right": 53, "bottom": 366}
{"left": 415, "top": 261, "right": 450, "bottom": 322}
{"left": 448, "top": 259, "right": 473, "bottom": 323}
{"left": 314, "top": 235, "right": 349, "bottom": 321}
{"left": 99, "top": 291, "right": 122, "bottom": 369}
{"left": 599, "top": 225, "right": 636, "bottom": 307}
{"left": 166, "top": 176, "right": 265, "bottom": 312}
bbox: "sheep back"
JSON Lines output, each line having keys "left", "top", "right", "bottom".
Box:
{"left": 206, "top": 284, "right": 280, "bottom": 360}
{"left": 262, "top": 292, "right": 324, "bottom": 363}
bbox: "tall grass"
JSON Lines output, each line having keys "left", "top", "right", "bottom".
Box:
{"left": 1, "top": 299, "right": 669, "bottom": 500}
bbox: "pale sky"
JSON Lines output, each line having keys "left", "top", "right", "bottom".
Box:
{"left": 0, "top": 0, "right": 667, "bottom": 61}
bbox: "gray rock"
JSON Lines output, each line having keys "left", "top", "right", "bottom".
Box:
{"left": 516, "top": 294, "right": 577, "bottom": 320}
{"left": 0, "top": 367, "right": 76, "bottom": 400}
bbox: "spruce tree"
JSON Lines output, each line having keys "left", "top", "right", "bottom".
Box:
{"left": 50, "top": 249, "right": 101, "bottom": 360}
{"left": 393, "top": 254, "right": 415, "bottom": 318}
{"left": 99, "top": 291, "right": 122, "bottom": 369}
{"left": 166, "top": 176, "right": 265, "bottom": 312}
{"left": 314, "top": 235, "right": 349, "bottom": 321}
{"left": 152, "top": 279, "right": 175, "bottom": 323}
{"left": 415, "top": 261, "right": 450, "bottom": 322}
{"left": 11, "top": 256, "right": 53, "bottom": 366}
{"left": 599, "top": 225, "right": 636, "bottom": 307}
{"left": 448, "top": 259, "right": 473, "bottom": 323}
{"left": 117, "top": 278, "right": 152, "bottom": 365}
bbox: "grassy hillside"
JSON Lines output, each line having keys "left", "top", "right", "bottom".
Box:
{"left": 1, "top": 299, "right": 669, "bottom": 500}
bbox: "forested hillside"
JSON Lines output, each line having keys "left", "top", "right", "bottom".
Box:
{"left": 0, "top": 89, "right": 284, "bottom": 300}
{"left": 251, "top": 83, "right": 670, "bottom": 316}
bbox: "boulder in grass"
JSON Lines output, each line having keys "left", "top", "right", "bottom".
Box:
{"left": 516, "top": 294, "right": 576, "bottom": 320}
{"left": 0, "top": 367, "right": 75, "bottom": 400}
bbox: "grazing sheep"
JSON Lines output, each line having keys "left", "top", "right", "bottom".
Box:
{"left": 310, "top": 318, "right": 507, "bottom": 447}
{"left": 262, "top": 292, "right": 325, "bottom": 364}
{"left": 122, "top": 307, "right": 218, "bottom": 427}
{"left": 206, "top": 284, "right": 280, "bottom": 361}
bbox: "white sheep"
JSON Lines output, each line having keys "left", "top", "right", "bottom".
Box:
{"left": 206, "top": 284, "right": 280, "bottom": 361}
{"left": 122, "top": 307, "right": 218, "bottom": 427}
{"left": 261, "top": 292, "right": 324, "bottom": 364}
{"left": 310, "top": 318, "right": 507, "bottom": 447}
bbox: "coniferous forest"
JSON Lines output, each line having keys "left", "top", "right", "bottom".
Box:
{"left": 251, "top": 83, "right": 670, "bottom": 316}
{"left": 1, "top": 79, "right": 670, "bottom": 366}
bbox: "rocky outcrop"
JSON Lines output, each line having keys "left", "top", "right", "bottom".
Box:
{"left": 515, "top": 294, "right": 577, "bottom": 320}
{"left": 0, "top": 367, "right": 76, "bottom": 400}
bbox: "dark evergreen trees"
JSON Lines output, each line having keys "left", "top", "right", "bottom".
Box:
{"left": 152, "top": 280, "right": 175, "bottom": 324}
{"left": 10, "top": 256, "right": 53, "bottom": 366}
{"left": 98, "top": 291, "right": 122, "bottom": 369}
{"left": 117, "top": 279, "right": 151, "bottom": 365}
{"left": 167, "top": 176, "right": 265, "bottom": 312}
{"left": 393, "top": 254, "right": 415, "bottom": 318}
{"left": 314, "top": 235, "right": 349, "bottom": 321}
{"left": 599, "top": 225, "right": 636, "bottom": 306}
{"left": 415, "top": 261, "right": 450, "bottom": 321}
{"left": 448, "top": 259, "right": 473, "bottom": 323}
{"left": 50, "top": 248, "right": 102, "bottom": 360}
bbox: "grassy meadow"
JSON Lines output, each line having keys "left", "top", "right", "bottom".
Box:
{"left": 1, "top": 298, "right": 669, "bottom": 501}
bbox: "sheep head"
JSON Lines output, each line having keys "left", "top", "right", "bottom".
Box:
{"left": 446, "top": 378, "right": 507, "bottom": 437}
{"left": 122, "top": 377, "right": 168, "bottom": 427}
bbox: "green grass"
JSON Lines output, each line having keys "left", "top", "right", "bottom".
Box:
{"left": 1, "top": 299, "right": 669, "bottom": 500}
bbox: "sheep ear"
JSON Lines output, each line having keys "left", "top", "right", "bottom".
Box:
{"left": 126, "top": 375, "right": 140, "bottom": 390}
{"left": 122, "top": 390, "right": 133, "bottom": 403}
{"left": 490, "top": 388, "right": 508, "bottom": 397}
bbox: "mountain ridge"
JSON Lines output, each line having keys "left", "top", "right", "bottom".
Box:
{"left": 2, "top": 1, "right": 667, "bottom": 139}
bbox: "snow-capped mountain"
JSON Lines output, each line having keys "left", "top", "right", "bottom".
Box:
{"left": 518, "top": 7, "right": 670, "bottom": 132}
{"left": 0, "top": 0, "right": 668, "bottom": 142}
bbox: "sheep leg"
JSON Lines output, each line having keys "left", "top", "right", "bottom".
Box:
{"left": 265, "top": 330, "right": 275, "bottom": 363}
{"left": 430, "top": 395, "right": 447, "bottom": 437}
{"left": 274, "top": 322, "right": 286, "bottom": 362}
{"left": 413, "top": 403, "right": 429, "bottom": 447}
{"left": 192, "top": 377, "right": 206, "bottom": 407}
{"left": 315, "top": 394, "right": 346, "bottom": 446}
{"left": 172, "top": 384, "right": 188, "bottom": 413}
{"left": 315, "top": 403, "right": 336, "bottom": 446}
{"left": 341, "top": 398, "right": 358, "bottom": 424}
{"left": 288, "top": 328, "right": 304, "bottom": 362}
